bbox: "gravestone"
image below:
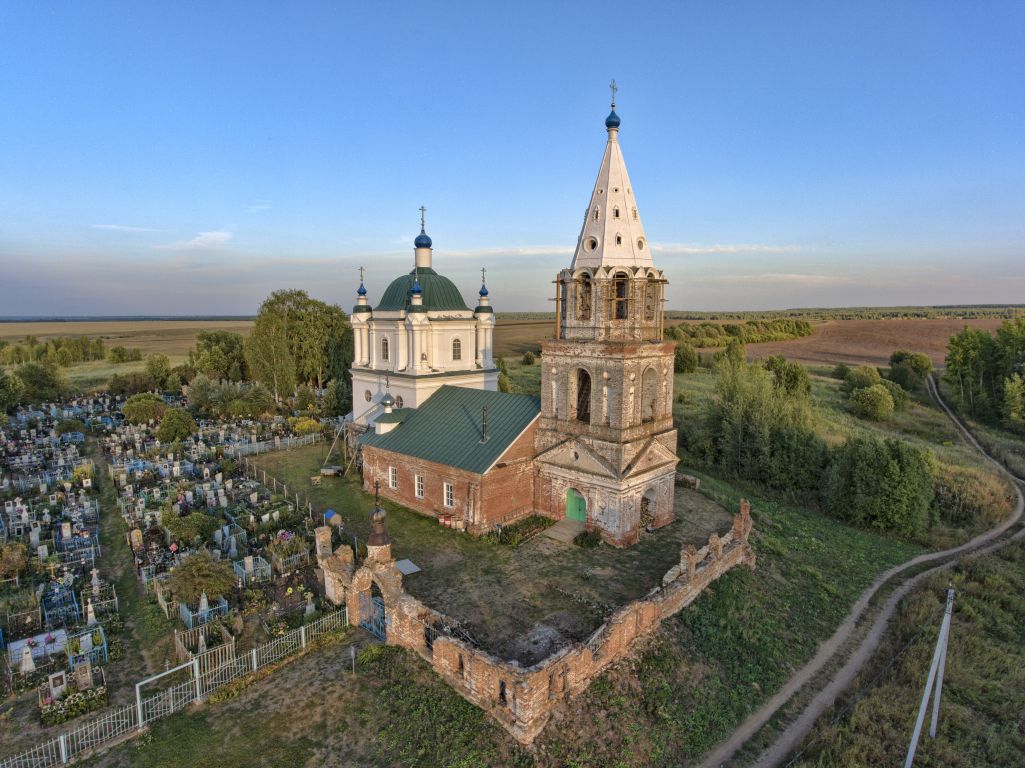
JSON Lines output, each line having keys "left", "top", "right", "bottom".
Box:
{"left": 20, "top": 645, "right": 36, "bottom": 674}
{"left": 29, "top": 527, "right": 40, "bottom": 548}
{"left": 91, "top": 568, "right": 101, "bottom": 595}
{"left": 86, "top": 600, "right": 97, "bottom": 626}
{"left": 37, "top": 544, "right": 49, "bottom": 558}
{"left": 243, "top": 555, "right": 254, "bottom": 575}
{"left": 129, "top": 529, "right": 144, "bottom": 552}
{"left": 61, "top": 521, "right": 73, "bottom": 540}
{"left": 74, "top": 659, "right": 93, "bottom": 690}
{"left": 47, "top": 671, "right": 67, "bottom": 699}
{"left": 80, "top": 633, "right": 93, "bottom": 653}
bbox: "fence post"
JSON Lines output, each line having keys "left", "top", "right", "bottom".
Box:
{"left": 135, "top": 682, "right": 144, "bottom": 730}
{"left": 192, "top": 658, "right": 202, "bottom": 703}
{"left": 59, "top": 733, "right": 68, "bottom": 764}
{"left": 301, "top": 625, "right": 307, "bottom": 649}
{"left": 252, "top": 647, "right": 258, "bottom": 672}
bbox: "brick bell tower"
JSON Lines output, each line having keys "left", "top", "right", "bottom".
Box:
{"left": 535, "top": 83, "right": 678, "bottom": 547}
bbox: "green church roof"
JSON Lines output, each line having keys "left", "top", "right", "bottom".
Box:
{"left": 360, "top": 386, "right": 540, "bottom": 474}
{"left": 375, "top": 267, "right": 470, "bottom": 312}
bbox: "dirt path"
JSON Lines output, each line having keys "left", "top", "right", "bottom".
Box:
{"left": 698, "top": 375, "right": 1025, "bottom": 768}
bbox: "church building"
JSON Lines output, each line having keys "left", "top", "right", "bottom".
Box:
{"left": 355, "top": 90, "right": 678, "bottom": 546}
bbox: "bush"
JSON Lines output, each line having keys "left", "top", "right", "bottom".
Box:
{"left": 763, "top": 355, "right": 811, "bottom": 396}
{"left": 107, "top": 372, "right": 155, "bottom": 397}
{"left": 122, "top": 393, "right": 165, "bottom": 424}
{"left": 831, "top": 362, "right": 851, "bottom": 380}
{"left": 161, "top": 507, "right": 220, "bottom": 546}
{"left": 156, "top": 407, "right": 198, "bottom": 442}
{"left": 290, "top": 416, "right": 322, "bottom": 435}
{"left": 574, "top": 530, "right": 603, "bottom": 548}
{"left": 480, "top": 516, "right": 554, "bottom": 546}
{"left": 880, "top": 379, "right": 909, "bottom": 410}
{"left": 56, "top": 418, "right": 85, "bottom": 435}
{"left": 14, "top": 362, "right": 66, "bottom": 403}
{"left": 850, "top": 384, "right": 895, "bottom": 421}
{"left": 823, "top": 435, "right": 936, "bottom": 537}
{"left": 498, "top": 373, "right": 511, "bottom": 393}
{"left": 0, "top": 541, "right": 29, "bottom": 580}
{"left": 521, "top": 351, "right": 535, "bottom": 365}
{"left": 844, "top": 365, "right": 881, "bottom": 392}
{"left": 932, "top": 463, "right": 1011, "bottom": 528}
{"left": 168, "top": 551, "right": 235, "bottom": 605}
{"left": 674, "top": 343, "right": 698, "bottom": 374}
{"left": 293, "top": 385, "right": 317, "bottom": 413}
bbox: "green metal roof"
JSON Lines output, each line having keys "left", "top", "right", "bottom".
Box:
{"left": 375, "top": 408, "right": 415, "bottom": 424}
{"left": 375, "top": 267, "right": 470, "bottom": 312}
{"left": 360, "top": 386, "right": 540, "bottom": 474}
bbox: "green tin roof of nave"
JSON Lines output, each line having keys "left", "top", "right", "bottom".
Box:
{"left": 375, "top": 267, "right": 470, "bottom": 312}
{"left": 360, "top": 385, "right": 540, "bottom": 474}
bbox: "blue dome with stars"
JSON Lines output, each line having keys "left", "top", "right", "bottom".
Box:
{"left": 605, "top": 109, "right": 621, "bottom": 129}
{"left": 414, "top": 228, "right": 432, "bottom": 249}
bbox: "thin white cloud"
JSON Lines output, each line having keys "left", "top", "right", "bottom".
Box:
{"left": 153, "top": 230, "right": 233, "bottom": 251}
{"left": 91, "top": 224, "right": 162, "bottom": 233}
{"left": 245, "top": 201, "right": 272, "bottom": 213}
{"left": 652, "top": 243, "right": 801, "bottom": 255}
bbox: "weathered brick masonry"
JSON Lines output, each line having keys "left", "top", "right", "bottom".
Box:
{"left": 317, "top": 500, "right": 755, "bottom": 744}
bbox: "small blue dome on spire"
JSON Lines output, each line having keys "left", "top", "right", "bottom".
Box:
{"left": 605, "top": 109, "right": 621, "bottom": 129}
{"left": 479, "top": 283, "right": 489, "bottom": 297}
{"left": 411, "top": 278, "right": 422, "bottom": 295}
{"left": 414, "top": 228, "right": 432, "bottom": 249}
{"left": 356, "top": 282, "right": 367, "bottom": 296}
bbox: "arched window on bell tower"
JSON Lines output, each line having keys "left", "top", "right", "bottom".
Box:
{"left": 381, "top": 337, "right": 390, "bottom": 362}
{"left": 575, "top": 273, "right": 592, "bottom": 321}
{"left": 613, "top": 272, "right": 629, "bottom": 320}
{"left": 645, "top": 276, "right": 659, "bottom": 322}
{"left": 575, "top": 369, "right": 592, "bottom": 424}
{"left": 452, "top": 337, "right": 462, "bottom": 361}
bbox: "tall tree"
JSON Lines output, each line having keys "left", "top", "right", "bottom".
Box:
{"left": 245, "top": 311, "right": 296, "bottom": 402}
{"left": 190, "top": 331, "right": 248, "bottom": 381}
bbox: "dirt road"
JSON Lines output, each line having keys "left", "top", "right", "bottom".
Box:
{"left": 698, "top": 375, "right": 1025, "bottom": 768}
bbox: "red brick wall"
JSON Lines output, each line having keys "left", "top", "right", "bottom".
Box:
{"left": 362, "top": 420, "right": 538, "bottom": 532}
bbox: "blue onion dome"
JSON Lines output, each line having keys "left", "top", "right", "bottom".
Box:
{"left": 411, "top": 278, "right": 423, "bottom": 295}
{"left": 414, "top": 228, "right": 432, "bottom": 249}
{"left": 605, "top": 109, "right": 621, "bottom": 129}
{"left": 380, "top": 392, "right": 395, "bottom": 407}
{"left": 356, "top": 282, "right": 367, "bottom": 296}
{"left": 479, "top": 282, "right": 489, "bottom": 297}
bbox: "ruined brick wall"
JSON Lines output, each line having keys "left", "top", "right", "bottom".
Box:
{"left": 370, "top": 500, "right": 756, "bottom": 745}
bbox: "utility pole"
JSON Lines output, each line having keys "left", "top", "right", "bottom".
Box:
{"left": 904, "top": 589, "right": 955, "bottom": 767}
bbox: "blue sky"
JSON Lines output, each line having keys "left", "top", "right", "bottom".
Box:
{"left": 1, "top": 1, "right": 1023, "bottom": 315}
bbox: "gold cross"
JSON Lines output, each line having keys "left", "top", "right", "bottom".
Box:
{"left": 609, "top": 78, "right": 618, "bottom": 108}
{"left": 419, "top": 205, "right": 427, "bottom": 230}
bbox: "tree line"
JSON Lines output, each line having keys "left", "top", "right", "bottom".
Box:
{"left": 666, "top": 318, "right": 814, "bottom": 350}
{"left": 944, "top": 318, "right": 1025, "bottom": 433}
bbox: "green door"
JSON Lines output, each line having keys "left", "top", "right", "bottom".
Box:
{"left": 566, "top": 489, "right": 587, "bottom": 522}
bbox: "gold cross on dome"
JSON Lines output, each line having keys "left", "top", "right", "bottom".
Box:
{"left": 609, "top": 78, "right": 618, "bottom": 108}
{"left": 419, "top": 205, "right": 426, "bottom": 230}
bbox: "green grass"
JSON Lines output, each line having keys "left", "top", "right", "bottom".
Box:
{"left": 64, "top": 360, "right": 148, "bottom": 392}
{"left": 792, "top": 540, "right": 1025, "bottom": 768}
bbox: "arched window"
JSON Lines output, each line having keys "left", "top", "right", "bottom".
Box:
{"left": 632, "top": 207, "right": 638, "bottom": 221}
{"left": 641, "top": 367, "right": 658, "bottom": 423}
{"left": 575, "top": 273, "right": 592, "bottom": 321}
{"left": 381, "top": 337, "right": 389, "bottom": 361}
{"left": 575, "top": 369, "right": 592, "bottom": 424}
{"left": 613, "top": 273, "right": 629, "bottom": 320}
{"left": 615, "top": 233, "right": 622, "bottom": 246}
{"left": 452, "top": 337, "right": 462, "bottom": 361}
{"left": 645, "top": 277, "right": 659, "bottom": 321}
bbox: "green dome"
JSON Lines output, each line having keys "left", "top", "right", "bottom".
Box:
{"left": 375, "top": 267, "right": 470, "bottom": 312}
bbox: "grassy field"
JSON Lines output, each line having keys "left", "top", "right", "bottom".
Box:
{"left": 791, "top": 539, "right": 1025, "bottom": 768}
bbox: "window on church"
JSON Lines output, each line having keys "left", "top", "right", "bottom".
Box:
{"left": 444, "top": 482, "right": 455, "bottom": 508}
{"left": 415, "top": 474, "right": 424, "bottom": 499}
{"left": 575, "top": 273, "right": 592, "bottom": 321}
{"left": 381, "top": 337, "right": 389, "bottom": 361}
{"left": 593, "top": 207, "right": 599, "bottom": 222}
{"left": 613, "top": 206, "right": 620, "bottom": 219}
{"left": 395, "top": 395, "right": 404, "bottom": 408}
{"left": 613, "top": 273, "right": 629, "bottom": 320}
{"left": 364, "top": 390, "right": 372, "bottom": 402}
{"left": 452, "top": 337, "right": 462, "bottom": 361}
{"left": 615, "top": 233, "right": 622, "bottom": 246}
{"left": 388, "top": 466, "right": 398, "bottom": 489}
{"left": 575, "top": 369, "right": 591, "bottom": 424}
{"left": 632, "top": 207, "right": 638, "bottom": 220}
{"left": 645, "top": 277, "right": 659, "bottom": 321}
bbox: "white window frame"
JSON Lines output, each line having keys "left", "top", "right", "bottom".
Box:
{"left": 388, "top": 466, "right": 397, "bottom": 489}
{"left": 415, "top": 474, "right": 424, "bottom": 499}
{"left": 443, "top": 482, "right": 455, "bottom": 508}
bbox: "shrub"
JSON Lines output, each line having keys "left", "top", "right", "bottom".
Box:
{"left": 763, "top": 355, "right": 811, "bottom": 396}
{"left": 890, "top": 349, "right": 932, "bottom": 378}
{"left": 831, "top": 362, "right": 851, "bottom": 380}
{"left": 122, "top": 392, "right": 165, "bottom": 424}
{"left": 156, "top": 407, "right": 198, "bottom": 442}
{"left": 850, "top": 384, "right": 895, "bottom": 421}
{"left": 14, "top": 362, "right": 66, "bottom": 403}
{"left": 0, "top": 541, "right": 29, "bottom": 580}
{"left": 498, "top": 373, "right": 511, "bottom": 393}
{"left": 161, "top": 507, "right": 220, "bottom": 546}
{"left": 40, "top": 686, "right": 107, "bottom": 725}
{"left": 574, "top": 529, "right": 603, "bottom": 548}
{"left": 168, "top": 551, "right": 235, "bottom": 605}
{"left": 823, "top": 435, "right": 936, "bottom": 536}
{"left": 844, "top": 365, "right": 881, "bottom": 392}
{"left": 56, "top": 418, "right": 85, "bottom": 435}
{"left": 293, "top": 386, "right": 316, "bottom": 413}
{"left": 880, "top": 379, "right": 909, "bottom": 410}
{"left": 674, "top": 343, "right": 698, "bottom": 374}
{"left": 521, "top": 351, "right": 535, "bottom": 365}
{"left": 107, "top": 372, "right": 155, "bottom": 397}
{"left": 932, "top": 463, "right": 1012, "bottom": 529}
{"left": 290, "top": 416, "right": 322, "bottom": 435}
{"left": 481, "top": 516, "right": 554, "bottom": 546}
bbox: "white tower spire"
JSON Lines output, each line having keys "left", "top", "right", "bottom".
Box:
{"left": 570, "top": 85, "right": 652, "bottom": 270}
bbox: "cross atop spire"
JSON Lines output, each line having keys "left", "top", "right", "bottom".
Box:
{"left": 609, "top": 78, "right": 617, "bottom": 108}
{"left": 481, "top": 266, "right": 486, "bottom": 284}
{"left": 358, "top": 266, "right": 365, "bottom": 283}
{"left": 419, "top": 205, "right": 427, "bottom": 231}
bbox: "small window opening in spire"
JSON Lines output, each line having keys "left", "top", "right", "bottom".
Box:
{"left": 632, "top": 207, "right": 638, "bottom": 220}
{"left": 593, "top": 207, "right": 599, "bottom": 222}
{"left": 613, "top": 206, "right": 620, "bottom": 219}
{"left": 615, "top": 234, "right": 622, "bottom": 246}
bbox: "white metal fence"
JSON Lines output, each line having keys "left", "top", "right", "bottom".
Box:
{"left": 223, "top": 433, "right": 322, "bottom": 457}
{"left": 0, "top": 609, "right": 348, "bottom": 768}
